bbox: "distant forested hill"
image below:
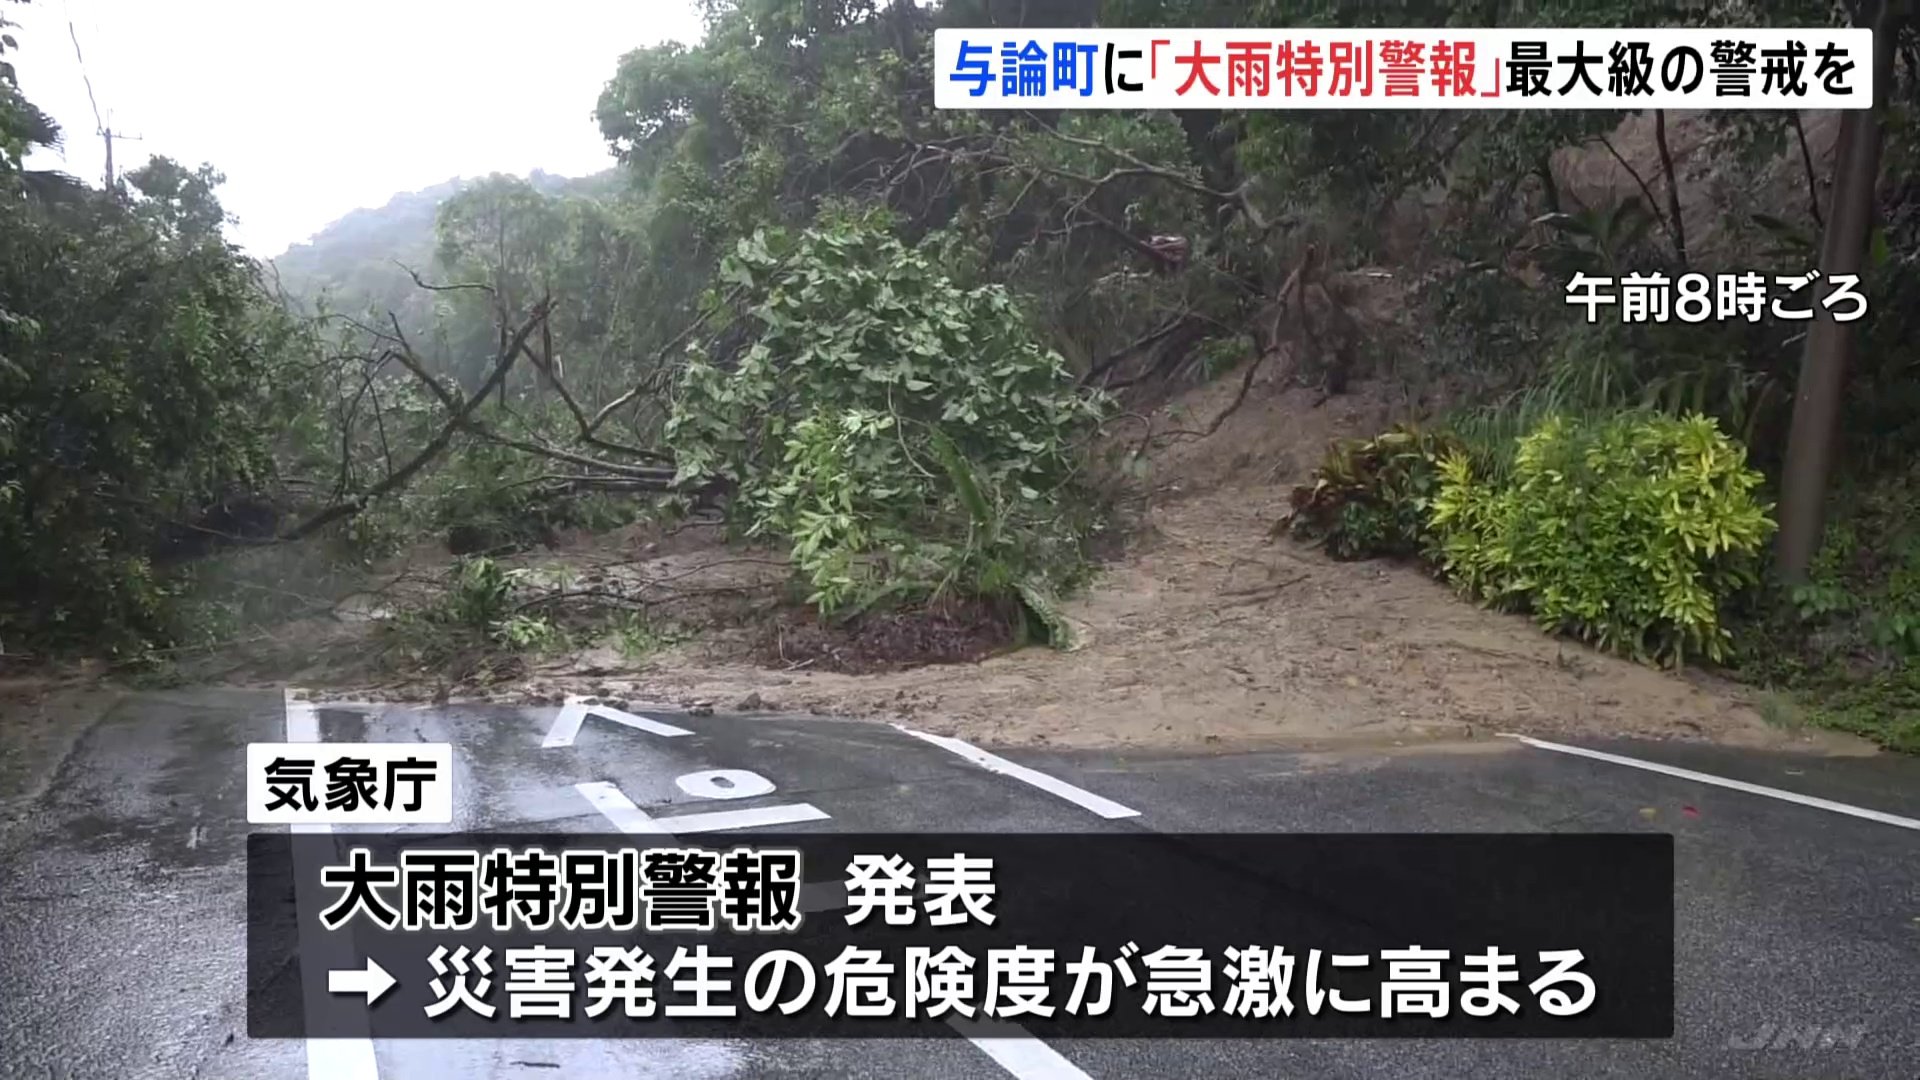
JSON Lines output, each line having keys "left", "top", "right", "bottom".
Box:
{"left": 267, "top": 168, "right": 618, "bottom": 320}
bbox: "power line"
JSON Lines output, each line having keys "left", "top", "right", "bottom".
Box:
{"left": 65, "top": 17, "right": 100, "bottom": 133}
{"left": 64, "top": 10, "right": 139, "bottom": 189}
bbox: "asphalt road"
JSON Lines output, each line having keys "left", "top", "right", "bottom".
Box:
{"left": 1, "top": 688, "right": 1917, "bottom": 1079}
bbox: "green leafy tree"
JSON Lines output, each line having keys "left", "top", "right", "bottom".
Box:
{"left": 126, "top": 157, "right": 232, "bottom": 244}
{"left": 666, "top": 214, "right": 1105, "bottom": 613}
{"left": 0, "top": 10, "right": 312, "bottom": 652}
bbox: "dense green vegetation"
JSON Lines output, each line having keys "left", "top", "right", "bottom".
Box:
{"left": 3, "top": 0, "right": 1916, "bottom": 748}
{"left": 3, "top": 11, "right": 314, "bottom": 654}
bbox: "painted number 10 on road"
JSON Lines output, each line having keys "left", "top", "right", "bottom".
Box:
{"left": 543, "top": 697, "right": 831, "bottom": 836}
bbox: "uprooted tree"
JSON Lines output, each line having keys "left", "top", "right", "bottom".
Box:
{"left": 286, "top": 209, "right": 1110, "bottom": 631}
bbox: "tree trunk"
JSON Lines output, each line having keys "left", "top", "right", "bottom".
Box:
{"left": 1774, "top": 5, "right": 1897, "bottom": 582}
{"left": 1653, "top": 109, "right": 1686, "bottom": 268}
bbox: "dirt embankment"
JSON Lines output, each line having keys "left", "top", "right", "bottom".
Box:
{"left": 197, "top": 359, "right": 1872, "bottom": 758}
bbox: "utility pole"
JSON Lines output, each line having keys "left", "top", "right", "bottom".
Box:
{"left": 68, "top": 17, "right": 141, "bottom": 193}
{"left": 100, "top": 125, "right": 142, "bottom": 190}
{"left": 1772, "top": 2, "right": 1900, "bottom": 581}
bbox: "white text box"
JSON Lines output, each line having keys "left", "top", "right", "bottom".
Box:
{"left": 248, "top": 741, "right": 454, "bottom": 825}
{"left": 935, "top": 28, "right": 1875, "bottom": 110}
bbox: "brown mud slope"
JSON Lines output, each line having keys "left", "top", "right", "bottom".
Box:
{"left": 406, "top": 365, "right": 1859, "bottom": 756}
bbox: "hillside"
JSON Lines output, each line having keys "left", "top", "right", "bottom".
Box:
{"left": 266, "top": 167, "right": 619, "bottom": 313}
{"left": 4, "top": 1, "right": 1914, "bottom": 759}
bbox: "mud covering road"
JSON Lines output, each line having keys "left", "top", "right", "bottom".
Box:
{"left": 1, "top": 688, "right": 1916, "bottom": 1079}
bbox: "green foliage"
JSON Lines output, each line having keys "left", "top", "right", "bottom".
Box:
{"left": 1441, "top": 319, "right": 1787, "bottom": 484}
{"left": 1283, "top": 426, "right": 1463, "bottom": 561}
{"left": 442, "top": 555, "right": 517, "bottom": 629}
{"left": 5, "top": 0, "right": 1914, "bottom": 732}
{"left": 1808, "top": 672, "right": 1920, "bottom": 754}
{"left": 1721, "top": 471, "right": 1920, "bottom": 754}
{"left": 1774, "top": 468, "right": 1920, "bottom": 661}
{"left": 1430, "top": 412, "right": 1774, "bottom": 666}
{"left": 604, "top": 610, "right": 690, "bottom": 660}
{"left": 396, "top": 555, "right": 568, "bottom": 654}
{"left": 492, "top": 613, "right": 561, "bottom": 651}
{"left": 1529, "top": 197, "right": 1658, "bottom": 278}
{"left": 666, "top": 216, "right": 1105, "bottom": 617}
{"left": 0, "top": 152, "right": 312, "bottom": 653}
{"left": 0, "top": 2, "right": 57, "bottom": 178}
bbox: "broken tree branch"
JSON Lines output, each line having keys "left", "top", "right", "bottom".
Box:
{"left": 585, "top": 283, "right": 748, "bottom": 436}
{"left": 1595, "top": 132, "right": 1681, "bottom": 261}
{"left": 511, "top": 338, "right": 675, "bottom": 464}
{"left": 277, "top": 296, "right": 556, "bottom": 541}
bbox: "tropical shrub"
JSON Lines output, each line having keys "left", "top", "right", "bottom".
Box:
{"left": 665, "top": 215, "right": 1106, "bottom": 619}
{"left": 1283, "top": 425, "right": 1464, "bottom": 561}
{"left": 1429, "top": 411, "right": 1774, "bottom": 665}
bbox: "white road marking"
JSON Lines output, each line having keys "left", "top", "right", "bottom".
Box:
{"left": 408, "top": 700, "right": 1087, "bottom": 1077}
{"left": 572, "top": 781, "right": 672, "bottom": 834}
{"left": 574, "top": 781, "right": 843, "bottom": 910}
{"left": 950, "top": 1020, "right": 1096, "bottom": 1080}
{"left": 286, "top": 688, "right": 382, "bottom": 1080}
{"left": 575, "top": 783, "right": 830, "bottom": 835}
{"left": 675, "top": 768, "right": 776, "bottom": 800}
{"left": 803, "top": 890, "right": 1092, "bottom": 1078}
{"left": 543, "top": 698, "right": 693, "bottom": 748}
{"left": 1498, "top": 733, "right": 1920, "bottom": 832}
{"left": 654, "top": 803, "right": 831, "bottom": 833}
{"left": 894, "top": 726, "right": 1140, "bottom": 820}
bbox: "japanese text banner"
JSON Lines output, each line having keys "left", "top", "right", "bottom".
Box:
{"left": 934, "top": 28, "right": 1874, "bottom": 110}
{"left": 250, "top": 831, "right": 1674, "bottom": 1039}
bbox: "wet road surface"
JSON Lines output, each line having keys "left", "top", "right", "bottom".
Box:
{"left": 1, "top": 688, "right": 1916, "bottom": 1079}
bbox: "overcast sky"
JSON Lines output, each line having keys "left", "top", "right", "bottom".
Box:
{"left": 10, "top": 0, "right": 706, "bottom": 255}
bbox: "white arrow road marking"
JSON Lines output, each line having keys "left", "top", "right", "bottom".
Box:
{"left": 328, "top": 958, "right": 398, "bottom": 1006}
{"left": 543, "top": 698, "right": 693, "bottom": 748}
{"left": 894, "top": 726, "right": 1140, "bottom": 820}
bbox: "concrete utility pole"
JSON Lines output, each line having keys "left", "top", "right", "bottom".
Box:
{"left": 100, "top": 126, "right": 142, "bottom": 190}
{"left": 1773, "top": 3, "right": 1900, "bottom": 582}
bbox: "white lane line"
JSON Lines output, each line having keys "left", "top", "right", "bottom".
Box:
{"left": 543, "top": 698, "right": 693, "bottom": 748}
{"left": 799, "top": 893, "right": 1092, "bottom": 1078}
{"left": 950, "top": 1020, "right": 1096, "bottom": 1080}
{"left": 286, "top": 689, "right": 382, "bottom": 1080}
{"left": 1498, "top": 733, "right": 1920, "bottom": 833}
{"left": 894, "top": 726, "right": 1140, "bottom": 820}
